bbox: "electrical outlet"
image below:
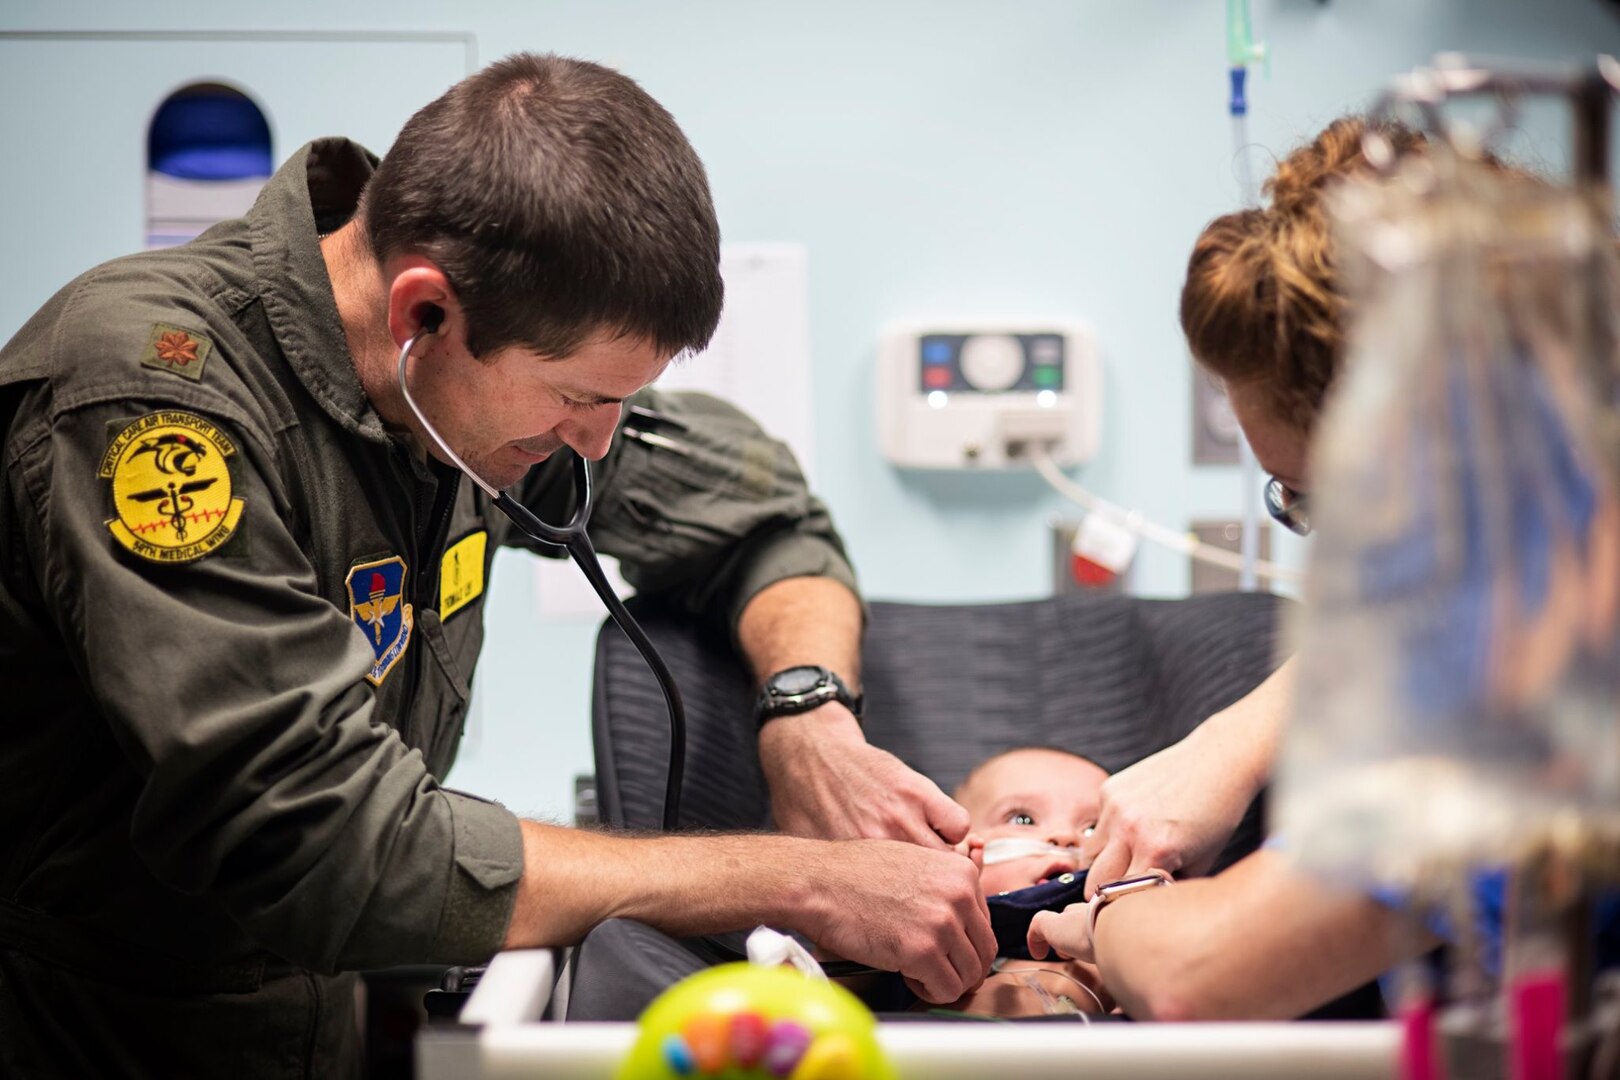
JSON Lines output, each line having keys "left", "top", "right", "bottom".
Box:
{"left": 1051, "top": 518, "right": 1129, "bottom": 595}
{"left": 1190, "top": 519, "right": 1271, "bottom": 594}
{"left": 573, "top": 774, "right": 599, "bottom": 826}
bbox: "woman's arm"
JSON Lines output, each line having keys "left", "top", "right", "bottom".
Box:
{"left": 1079, "top": 658, "right": 1296, "bottom": 894}
{"left": 1032, "top": 850, "right": 1439, "bottom": 1020}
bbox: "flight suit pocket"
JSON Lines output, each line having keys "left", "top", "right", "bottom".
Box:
{"left": 442, "top": 787, "right": 523, "bottom": 891}
{"left": 412, "top": 608, "right": 477, "bottom": 778}
{"left": 601, "top": 434, "right": 812, "bottom": 573}
{"left": 625, "top": 428, "right": 784, "bottom": 503}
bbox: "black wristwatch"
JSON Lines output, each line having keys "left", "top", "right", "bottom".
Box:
{"left": 754, "top": 665, "right": 863, "bottom": 729}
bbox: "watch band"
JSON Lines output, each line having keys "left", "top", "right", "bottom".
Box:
{"left": 1085, "top": 869, "right": 1173, "bottom": 944}
{"left": 754, "top": 665, "right": 863, "bottom": 729}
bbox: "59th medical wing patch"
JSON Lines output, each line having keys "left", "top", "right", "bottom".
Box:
{"left": 100, "top": 411, "right": 245, "bottom": 564}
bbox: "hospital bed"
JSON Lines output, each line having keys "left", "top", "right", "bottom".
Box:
{"left": 417, "top": 591, "right": 1402, "bottom": 1078}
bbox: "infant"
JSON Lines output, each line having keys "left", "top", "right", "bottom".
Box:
{"left": 947, "top": 747, "right": 1113, "bottom": 1018}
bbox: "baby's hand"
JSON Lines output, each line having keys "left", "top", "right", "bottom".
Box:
{"left": 1027, "top": 902, "right": 1096, "bottom": 964}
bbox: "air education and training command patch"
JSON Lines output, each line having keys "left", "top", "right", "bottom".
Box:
{"left": 100, "top": 411, "right": 245, "bottom": 564}
{"left": 346, "top": 556, "right": 413, "bottom": 686}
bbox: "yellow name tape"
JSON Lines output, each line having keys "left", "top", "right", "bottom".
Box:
{"left": 440, "top": 530, "right": 487, "bottom": 620}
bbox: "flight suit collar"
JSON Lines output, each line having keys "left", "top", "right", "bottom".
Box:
{"left": 248, "top": 138, "right": 392, "bottom": 444}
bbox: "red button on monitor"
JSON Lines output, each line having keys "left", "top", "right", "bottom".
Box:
{"left": 924, "top": 367, "right": 952, "bottom": 389}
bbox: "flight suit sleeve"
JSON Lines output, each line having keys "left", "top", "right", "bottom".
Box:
{"left": 6, "top": 394, "right": 523, "bottom": 973}
{"left": 514, "top": 388, "right": 862, "bottom": 639}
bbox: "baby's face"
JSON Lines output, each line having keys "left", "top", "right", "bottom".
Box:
{"left": 956, "top": 749, "right": 1108, "bottom": 896}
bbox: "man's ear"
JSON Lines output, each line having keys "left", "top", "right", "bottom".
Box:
{"left": 416, "top": 304, "right": 445, "bottom": 334}
{"left": 385, "top": 257, "right": 462, "bottom": 349}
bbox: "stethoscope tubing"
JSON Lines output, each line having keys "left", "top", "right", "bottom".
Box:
{"left": 397, "top": 329, "right": 686, "bottom": 831}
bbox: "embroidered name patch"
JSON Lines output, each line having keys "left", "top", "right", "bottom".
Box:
{"left": 141, "top": 323, "right": 213, "bottom": 382}
{"left": 440, "top": 530, "right": 487, "bottom": 621}
{"left": 347, "top": 556, "right": 413, "bottom": 686}
{"left": 100, "top": 411, "right": 245, "bottom": 563}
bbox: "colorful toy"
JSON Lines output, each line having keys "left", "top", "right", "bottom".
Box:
{"left": 615, "top": 962, "right": 896, "bottom": 1080}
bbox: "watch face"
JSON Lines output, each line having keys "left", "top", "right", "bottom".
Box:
{"left": 772, "top": 665, "right": 827, "bottom": 696}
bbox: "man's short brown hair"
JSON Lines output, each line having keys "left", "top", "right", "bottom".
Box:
{"left": 361, "top": 52, "right": 723, "bottom": 361}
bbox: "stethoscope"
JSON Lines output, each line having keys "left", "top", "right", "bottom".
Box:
{"left": 395, "top": 313, "right": 686, "bottom": 831}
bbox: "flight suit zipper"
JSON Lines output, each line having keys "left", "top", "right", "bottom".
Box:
{"left": 411, "top": 466, "right": 461, "bottom": 608}
{"left": 384, "top": 453, "right": 462, "bottom": 753}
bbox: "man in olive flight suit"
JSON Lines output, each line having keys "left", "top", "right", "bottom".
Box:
{"left": 0, "top": 53, "right": 994, "bottom": 1076}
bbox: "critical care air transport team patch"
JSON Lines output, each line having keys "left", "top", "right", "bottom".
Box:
{"left": 347, "top": 556, "right": 413, "bottom": 686}
{"left": 100, "top": 411, "right": 245, "bottom": 563}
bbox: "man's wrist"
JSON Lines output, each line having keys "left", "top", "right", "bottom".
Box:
{"left": 758, "top": 701, "right": 863, "bottom": 749}
{"left": 754, "top": 665, "right": 862, "bottom": 731}
{"left": 748, "top": 834, "right": 836, "bottom": 936}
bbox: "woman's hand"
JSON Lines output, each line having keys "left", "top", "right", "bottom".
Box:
{"left": 1078, "top": 658, "right": 1295, "bottom": 897}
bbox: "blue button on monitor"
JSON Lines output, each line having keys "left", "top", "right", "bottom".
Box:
{"left": 922, "top": 339, "right": 954, "bottom": 364}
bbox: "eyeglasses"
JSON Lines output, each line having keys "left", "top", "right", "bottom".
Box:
{"left": 1264, "top": 476, "right": 1311, "bottom": 536}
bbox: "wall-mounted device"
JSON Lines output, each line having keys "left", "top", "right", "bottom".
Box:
{"left": 877, "top": 322, "right": 1101, "bottom": 469}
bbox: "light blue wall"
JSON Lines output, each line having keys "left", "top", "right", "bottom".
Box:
{"left": 5, "top": 1, "right": 1619, "bottom": 822}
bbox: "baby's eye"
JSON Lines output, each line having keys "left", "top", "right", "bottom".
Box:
{"left": 1006, "top": 811, "right": 1036, "bottom": 826}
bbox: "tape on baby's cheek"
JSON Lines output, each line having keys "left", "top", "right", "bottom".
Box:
{"left": 982, "top": 838, "right": 1086, "bottom": 865}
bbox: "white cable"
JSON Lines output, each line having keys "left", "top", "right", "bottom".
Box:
{"left": 1027, "top": 446, "right": 1302, "bottom": 585}
{"left": 993, "top": 964, "right": 1106, "bottom": 1020}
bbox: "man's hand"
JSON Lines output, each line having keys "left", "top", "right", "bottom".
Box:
{"left": 739, "top": 576, "right": 968, "bottom": 847}
{"left": 1026, "top": 902, "right": 1096, "bottom": 965}
{"left": 801, "top": 838, "right": 996, "bottom": 1004}
{"left": 504, "top": 824, "right": 992, "bottom": 1004}
{"left": 1078, "top": 658, "right": 1294, "bottom": 898}
{"left": 759, "top": 703, "right": 970, "bottom": 849}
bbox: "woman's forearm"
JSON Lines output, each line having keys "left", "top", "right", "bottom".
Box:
{"left": 1093, "top": 850, "right": 1433, "bottom": 1021}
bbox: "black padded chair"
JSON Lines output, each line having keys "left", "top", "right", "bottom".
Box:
{"left": 592, "top": 590, "right": 1290, "bottom": 874}
{"left": 585, "top": 589, "right": 1389, "bottom": 1022}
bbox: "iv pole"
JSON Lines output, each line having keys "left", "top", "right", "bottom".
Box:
{"left": 1227, "top": 0, "right": 1266, "bottom": 591}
